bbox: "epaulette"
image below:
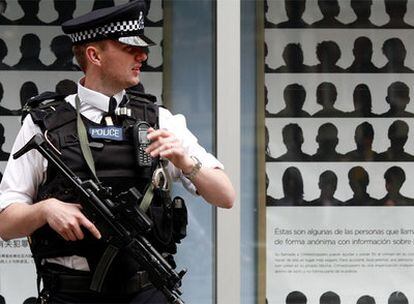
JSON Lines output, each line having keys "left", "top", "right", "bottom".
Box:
{"left": 21, "top": 91, "right": 68, "bottom": 124}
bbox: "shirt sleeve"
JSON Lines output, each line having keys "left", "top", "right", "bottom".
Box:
{"left": 0, "top": 115, "right": 46, "bottom": 209}
{"left": 158, "top": 107, "right": 224, "bottom": 195}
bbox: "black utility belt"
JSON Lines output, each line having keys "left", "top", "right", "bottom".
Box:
{"left": 41, "top": 267, "right": 151, "bottom": 295}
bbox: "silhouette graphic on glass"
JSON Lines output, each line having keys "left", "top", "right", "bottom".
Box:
{"left": 380, "top": 81, "right": 414, "bottom": 117}
{"left": 0, "top": 38, "right": 11, "bottom": 70}
{"left": 378, "top": 120, "right": 414, "bottom": 161}
{"left": 312, "top": 123, "right": 344, "bottom": 161}
{"left": 379, "top": 38, "right": 414, "bottom": 73}
{"left": 345, "top": 166, "right": 378, "bottom": 206}
{"left": 264, "top": 42, "right": 276, "bottom": 73}
{"left": 286, "top": 291, "right": 307, "bottom": 304}
{"left": 0, "top": 294, "right": 4, "bottom": 304}
{"left": 20, "top": 81, "right": 39, "bottom": 110}
{"left": 277, "top": 0, "right": 308, "bottom": 28}
{"left": 55, "top": 79, "right": 77, "bottom": 95}
{"left": 388, "top": 292, "right": 409, "bottom": 304}
{"left": 92, "top": 0, "right": 115, "bottom": 10}
{"left": 274, "top": 43, "right": 311, "bottom": 73}
{"left": 137, "top": 0, "right": 163, "bottom": 27}
{"left": 48, "top": 35, "right": 81, "bottom": 71}
{"left": 311, "top": 0, "right": 345, "bottom": 28}
{"left": 379, "top": 167, "right": 414, "bottom": 206}
{"left": 310, "top": 41, "right": 345, "bottom": 73}
{"left": 347, "top": 84, "right": 378, "bottom": 117}
{"left": 382, "top": 0, "right": 414, "bottom": 28}
{"left": 320, "top": 291, "right": 341, "bottom": 304}
{"left": 271, "top": 166, "right": 307, "bottom": 206}
{"left": 313, "top": 82, "right": 346, "bottom": 117}
{"left": 49, "top": 0, "right": 76, "bottom": 25}
{"left": 346, "top": 36, "right": 380, "bottom": 73}
{"left": 13, "top": 34, "right": 47, "bottom": 70}
{"left": 23, "top": 297, "right": 37, "bottom": 304}
{"left": 14, "top": 0, "right": 46, "bottom": 25}
{"left": 275, "top": 123, "right": 312, "bottom": 161}
{"left": 309, "top": 171, "right": 343, "bottom": 206}
{"left": 347, "top": 0, "right": 377, "bottom": 28}
{"left": 264, "top": 0, "right": 277, "bottom": 28}
{"left": 0, "top": 171, "right": 3, "bottom": 183}
{"left": 344, "top": 122, "right": 378, "bottom": 161}
{"left": 0, "top": 0, "right": 11, "bottom": 25}
{"left": 265, "top": 126, "right": 277, "bottom": 162}
{"left": 266, "top": 174, "right": 279, "bottom": 206}
{"left": 0, "top": 82, "right": 18, "bottom": 116}
{"left": 141, "top": 40, "right": 162, "bottom": 72}
{"left": 270, "top": 84, "right": 310, "bottom": 117}
{"left": 264, "top": 86, "right": 273, "bottom": 117}
{"left": 0, "top": 123, "right": 10, "bottom": 161}
{"left": 357, "top": 295, "right": 376, "bottom": 304}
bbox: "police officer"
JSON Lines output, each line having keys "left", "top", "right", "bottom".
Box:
{"left": 0, "top": 1, "right": 235, "bottom": 303}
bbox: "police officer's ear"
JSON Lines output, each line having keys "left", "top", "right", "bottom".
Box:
{"left": 85, "top": 45, "right": 102, "bottom": 66}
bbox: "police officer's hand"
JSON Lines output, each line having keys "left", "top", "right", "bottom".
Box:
{"left": 42, "top": 198, "right": 102, "bottom": 241}
{"left": 146, "top": 128, "right": 193, "bottom": 172}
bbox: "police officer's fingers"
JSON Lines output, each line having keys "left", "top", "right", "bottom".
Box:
{"left": 65, "top": 230, "right": 78, "bottom": 242}
{"left": 80, "top": 217, "right": 102, "bottom": 239}
{"left": 72, "top": 223, "right": 85, "bottom": 240}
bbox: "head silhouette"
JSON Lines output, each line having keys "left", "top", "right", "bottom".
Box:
{"left": 350, "top": 0, "right": 373, "bottom": 19}
{"left": 283, "top": 84, "right": 306, "bottom": 113}
{"left": 382, "top": 38, "right": 407, "bottom": 65}
{"left": 282, "top": 43, "right": 304, "bottom": 68}
{"left": 384, "top": 167, "right": 406, "bottom": 194}
{"left": 0, "top": 82, "right": 3, "bottom": 103}
{"left": 388, "top": 120, "right": 409, "bottom": 149}
{"left": 353, "top": 36, "right": 373, "bottom": 62}
{"left": 23, "top": 297, "right": 37, "bottom": 304}
{"left": 316, "top": 82, "right": 337, "bottom": 108}
{"left": 282, "top": 123, "right": 304, "bottom": 151}
{"left": 354, "top": 122, "right": 374, "bottom": 148}
{"left": 316, "top": 123, "right": 339, "bottom": 149}
{"left": 348, "top": 166, "right": 369, "bottom": 194}
{"left": 353, "top": 84, "right": 373, "bottom": 115}
{"left": 317, "top": 0, "right": 340, "bottom": 18}
{"left": 50, "top": 35, "right": 74, "bottom": 60}
{"left": 0, "top": 123, "right": 5, "bottom": 147}
{"left": 18, "top": 0, "right": 40, "bottom": 16}
{"left": 320, "top": 291, "right": 340, "bottom": 304}
{"left": 385, "top": 0, "right": 408, "bottom": 19}
{"left": 53, "top": 0, "right": 76, "bottom": 15}
{"left": 92, "top": 0, "right": 115, "bottom": 10}
{"left": 20, "top": 34, "right": 41, "bottom": 59}
{"left": 286, "top": 291, "right": 307, "bottom": 304}
{"left": 388, "top": 291, "right": 408, "bottom": 304}
{"left": 55, "top": 79, "right": 77, "bottom": 95}
{"left": 0, "top": 0, "right": 6, "bottom": 14}
{"left": 386, "top": 81, "right": 410, "bottom": 111}
{"left": 282, "top": 167, "right": 304, "bottom": 199}
{"left": 357, "top": 295, "right": 376, "bottom": 304}
{"left": 20, "top": 81, "right": 39, "bottom": 108}
{"left": 0, "top": 38, "right": 7, "bottom": 62}
{"left": 316, "top": 41, "right": 341, "bottom": 66}
{"left": 285, "top": 0, "right": 306, "bottom": 21}
{"left": 318, "top": 170, "right": 338, "bottom": 198}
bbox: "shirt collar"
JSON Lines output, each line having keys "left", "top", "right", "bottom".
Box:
{"left": 77, "top": 78, "right": 125, "bottom": 112}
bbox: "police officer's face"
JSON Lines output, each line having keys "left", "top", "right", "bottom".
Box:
{"left": 100, "top": 40, "right": 148, "bottom": 89}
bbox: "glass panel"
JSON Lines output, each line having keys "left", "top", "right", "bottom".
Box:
{"left": 168, "top": 1, "right": 216, "bottom": 303}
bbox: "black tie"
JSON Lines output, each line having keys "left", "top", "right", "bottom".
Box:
{"left": 108, "top": 97, "right": 117, "bottom": 116}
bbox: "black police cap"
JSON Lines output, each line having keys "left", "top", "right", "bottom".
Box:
{"left": 61, "top": 0, "right": 155, "bottom": 47}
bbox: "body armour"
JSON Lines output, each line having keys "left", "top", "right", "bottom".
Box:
{"left": 27, "top": 91, "right": 185, "bottom": 289}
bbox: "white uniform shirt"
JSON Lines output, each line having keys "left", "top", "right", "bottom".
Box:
{"left": 0, "top": 81, "right": 223, "bottom": 270}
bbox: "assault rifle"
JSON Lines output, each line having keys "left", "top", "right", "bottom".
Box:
{"left": 14, "top": 134, "right": 186, "bottom": 304}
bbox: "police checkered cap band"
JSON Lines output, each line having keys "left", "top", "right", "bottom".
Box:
{"left": 69, "top": 19, "right": 144, "bottom": 44}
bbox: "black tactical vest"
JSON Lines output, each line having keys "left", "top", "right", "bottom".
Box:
{"left": 27, "top": 91, "right": 181, "bottom": 288}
